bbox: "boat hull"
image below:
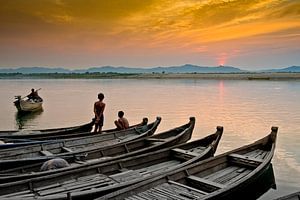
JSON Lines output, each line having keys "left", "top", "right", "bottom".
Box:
{"left": 98, "top": 127, "right": 278, "bottom": 200}
{"left": 14, "top": 99, "right": 43, "bottom": 112}
{"left": 0, "top": 123, "right": 223, "bottom": 199}
{"left": 0, "top": 117, "right": 161, "bottom": 169}
{"left": 0, "top": 138, "right": 51, "bottom": 149}
{"left": 206, "top": 163, "right": 276, "bottom": 200}
{"left": 0, "top": 118, "right": 148, "bottom": 140}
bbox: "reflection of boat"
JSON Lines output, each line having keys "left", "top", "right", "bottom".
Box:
{"left": 274, "top": 191, "right": 300, "bottom": 200}
{"left": 14, "top": 109, "right": 44, "bottom": 130}
{"left": 99, "top": 127, "right": 278, "bottom": 200}
{"left": 13, "top": 95, "right": 43, "bottom": 112}
{"left": 0, "top": 123, "right": 222, "bottom": 199}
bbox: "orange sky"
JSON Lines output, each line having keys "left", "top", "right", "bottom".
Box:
{"left": 0, "top": 0, "right": 299, "bottom": 69}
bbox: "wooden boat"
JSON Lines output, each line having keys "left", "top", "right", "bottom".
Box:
{"left": 98, "top": 127, "right": 278, "bottom": 200}
{"left": 0, "top": 117, "right": 161, "bottom": 164}
{"left": 14, "top": 95, "right": 43, "bottom": 112}
{"left": 273, "top": 191, "right": 300, "bottom": 200}
{"left": 0, "top": 125, "right": 223, "bottom": 199}
{"left": 0, "top": 138, "right": 51, "bottom": 149}
{"left": 0, "top": 117, "right": 195, "bottom": 179}
{"left": 0, "top": 118, "right": 148, "bottom": 140}
{"left": 0, "top": 121, "right": 94, "bottom": 140}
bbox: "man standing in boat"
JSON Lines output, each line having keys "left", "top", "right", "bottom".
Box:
{"left": 114, "top": 111, "right": 129, "bottom": 130}
{"left": 27, "top": 88, "right": 42, "bottom": 102}
{"left": 94, "top": 93, "right": 105, "bottom": 133}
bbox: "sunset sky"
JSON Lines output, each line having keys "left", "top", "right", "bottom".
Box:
{"left": 0, "top": 0, "right": 299, "bottom": 70}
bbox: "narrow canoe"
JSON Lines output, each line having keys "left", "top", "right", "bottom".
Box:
{"left": 0, "top": 118, "right": 148, "bottom": 140}
{"left": 273, "top": 191, "right": 300, "bottom": 200}
{"left": 0, "top": 121, "right": 94, "bottom": 139}
{"left": 0, "top": 117, "right": 161, "bottom": 166}
{"left": 98, "top": 127, "right": 278, "bottom": 200}
{"left": 0, "top": 138, "right": 51, "bottom": 149}
{"left": 0, "top": 125, "right": 223, "bottom": 199}
{"left": 0, "top": 117, "right": 195, "bottom": 180}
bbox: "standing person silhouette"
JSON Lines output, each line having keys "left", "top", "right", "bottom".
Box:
{"left": 27, "top": 88, "right": 42, "bottom": 101}
{"left": 94, "top": 93, "right": 105, "bottom": 133}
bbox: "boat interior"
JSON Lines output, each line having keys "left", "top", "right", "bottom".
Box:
{"left": 0, "top": 142, "right": 211, "bottom": 199}
{"left": 125, "top": 147, "right": 271, "bottom": 200}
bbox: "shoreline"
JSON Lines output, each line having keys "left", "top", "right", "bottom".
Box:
{"left": 131, "top": 72, "right": 300, "bottom": 80}
{"left": 0, "top": 72, "right": 300, "bottom": 80}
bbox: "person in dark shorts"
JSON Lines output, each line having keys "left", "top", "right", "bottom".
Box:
{"left": 94, "top": 93, "right": 105, "bottom": 133}
{"left": 114, "top": 111, "right": 129, "bottom": 130}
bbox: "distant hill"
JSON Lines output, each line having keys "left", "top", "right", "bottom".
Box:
{"left": 146, "top": 64, "right": 245, "bottom": 73}
{"left": 263, "top": 66, "right": 300, "bottom": 73}
{"left": 0, "top": 64, "right": 245, "bottom": 74}
{"left": 0, "top": 64, "right": 299, "bottom": 74}
{"left": 80, "top": 64, "right": 245, "bottom": 73}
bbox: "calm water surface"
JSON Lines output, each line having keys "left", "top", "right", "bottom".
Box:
{"left": 0, "top": 79, "right": 299, "bottom": 199}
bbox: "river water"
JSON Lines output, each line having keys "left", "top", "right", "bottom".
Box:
{"left": 0, "top": 79, "right": 299, "bottom": 199}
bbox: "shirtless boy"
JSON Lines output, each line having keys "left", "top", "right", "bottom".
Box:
{"left": 114, "top": 111, "right": 129, "bottom": 130}
{"left": 94, "top": 93, "right": 105, "bottom": 133}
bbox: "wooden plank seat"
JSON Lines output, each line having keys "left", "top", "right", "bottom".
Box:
{"left": 137, "top": 182, "right": 206, "bottom": 200}
{"left": 187, "top": 175, "right": 226, "bottom": 193}
{"left": 0, "top": 190, "right": 34, "bottom": 198}
{"left": 35, "top": 174, "right": 115, "bottom": 196}
{"left": 85, "top": 157, "right": 112, "bottom": 163}
{"left": 145, "top": 138, "right": 166, "bottom": 145}
{"left": 168, "top": 180, "right": 208, "bottom": 195}
{"left": 74, "top": 160, "right": 86, "bottom": 164}
{"left": 172, "top": 148, "right": 201, "bottom": 157}
{"left": 135, "top": 160, "right": 180, "bottom": 176}
{"left": 244, "top": 149, "right": 269, "bottom": 159}
{"left": 223, "top": 168, "right": 251, "bottom": 185}
{"left": 228, "top": 153, "right": 264, "bottom": 168}
{"left": 39, "top": 150, "right": 53, "bottom": 156}
{"left": 146, "top": 138, "right": 166, "bottom": 143}
{"left": 37, "top": 178, "right": 115, "bottom": 196}
{"left": 116, "top": 136, "right": 129, "bottom": 141}
{"left": 61, "top": 147, "right": 73, "bottom": 153}
{"left": 109, "top": 170, "right": 142, "bottom": 183}
{"left": 190, "top": 146, "right": 207, "bottom": 154}
{"left": 204, "top": 166, "right": 239, "bottom": 181}
{"left": 150, "top": 185, "right": 193, "bottom": 200}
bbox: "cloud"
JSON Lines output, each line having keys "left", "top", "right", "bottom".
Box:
{"left": 0, "top": 0, "right": 299, "bottom": 67}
